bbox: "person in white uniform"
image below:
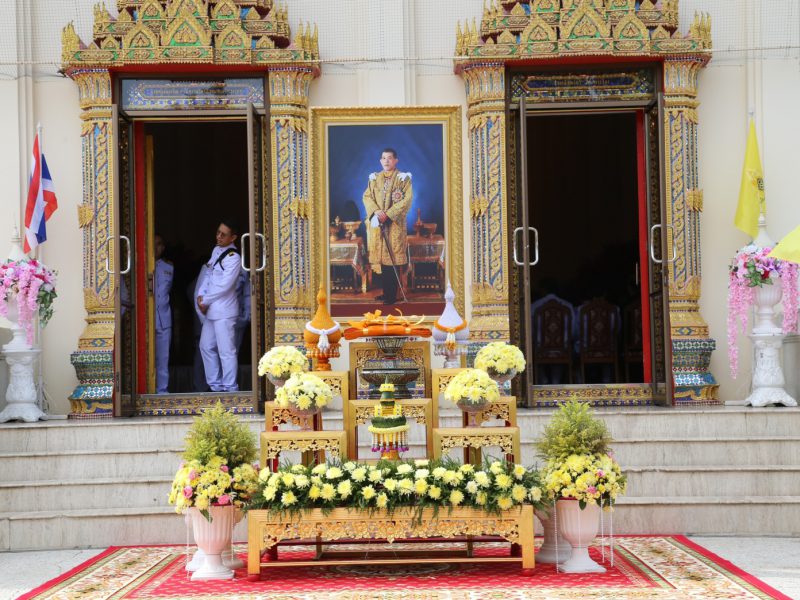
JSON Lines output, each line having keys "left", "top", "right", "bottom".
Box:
{"left": 195, "top": 220, "right": 242, "bottom": 392}
{"left": 154, "top": 234, "right": 173, "bottom": 394}
{"left": 234, "top": 269, "right": 251, "bottom": 353}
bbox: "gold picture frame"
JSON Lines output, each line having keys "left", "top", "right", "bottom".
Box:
{"left": 310, "top": 106, "right": 464, "bottom": 321}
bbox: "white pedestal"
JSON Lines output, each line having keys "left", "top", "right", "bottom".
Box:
{"left": 745, "top": 334, "right": 797, "bottom": 407}
{"left": 0, "top": 348, "right": 46, "bottom": 422}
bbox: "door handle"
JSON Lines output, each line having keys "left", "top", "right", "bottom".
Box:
{"left": 529, "top": 227, "right": 539, "bottom": 266}
{"left": 255, "top": 233, "right": 267, "bottom": 272}
{"left": 513, "top": 227, "right": 524, "bottom": 266}
{"left": 240, "top": 232, "right": 251, "bottom": 272}
{"left": 119, "top": 235, "right": 131, "bottom": 275}
{"left": 649, "top": 224, "right": 662, "bottom": 264}
{"left": 649, "top": 224, "right": 677, "bottom": 264}
{"left": 105, "top": 235, "right": 131, "bottom": 274}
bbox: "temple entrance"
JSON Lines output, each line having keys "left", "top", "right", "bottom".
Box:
{"left": 114, "top": 100, "right": 271, "bottom": 416}
{"left": 510, "top": 90, "right": 672, "bottom": 407}
{"left": 145, "top": 121, "right": 252, "bottom": 394}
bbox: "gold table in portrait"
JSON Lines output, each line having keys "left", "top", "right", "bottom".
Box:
{"left": 330, "top": 238, "right": 369, "bottom": 293}
{"left": 246, "top": 505, "right": 535, "bottom": 577}
{"left": 346, "top": 398, "right": 434, "bottom": 459}
{"left": 407, "top": 234, "right": 446, "bottom": 292}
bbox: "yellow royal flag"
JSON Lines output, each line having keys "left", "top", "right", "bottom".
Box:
{"left": 769, "top": 225, "right": 800, "bottom": 264}
{"left": 734, "top": 120, "right": 765, "bottom": 239}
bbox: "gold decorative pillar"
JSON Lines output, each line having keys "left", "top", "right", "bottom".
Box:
{"left": 68, "top": 68, "right": 116, "bottom": 417}
{"left": 462, "top": 62, "right": 510, "bottom": 344}
{"left": 663, "top": 56, "right": 719, "bottom": 402}
{"left": 268, "top": 67, "right": 315, "bottom": 343}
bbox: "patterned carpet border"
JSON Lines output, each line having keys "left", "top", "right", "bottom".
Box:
{"left": 19, "top": 536, "right": 791, "bottom": 600}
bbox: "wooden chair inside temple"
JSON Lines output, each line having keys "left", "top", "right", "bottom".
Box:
{"left": 623, "top": 301, "right": 643, "bottom": 381}
{"left": 577, "top": 298, "right": 620, "bottom": 384}
{"left": 532, "top": 294, "right": 574, "bottom": 384}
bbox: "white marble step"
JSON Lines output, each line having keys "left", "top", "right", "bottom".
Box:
{"left": 0, "top": 477, "right": 173, "bottom": 513}
{"left": 3, "top": 408, "right": 800, "bottom": 453}
{"left": 0, "top": 506, "right": 249, "bottom": 551}
{"left": 5, "top": 433, "right": 799, "bottom": 482}
{"left": 607, "top": 437, "right": 800, "bottom": 466}
{"left": 613, "top": 496, "right": 800, "bottom": 536}
{"left": 624, "top": 465, "right": 800, "bottom": 497}
{"left": 3, "top": 496, "right": 799, "bottom": 551}
{"left": 0, "top": 448, "right": 184, "bottom": 481}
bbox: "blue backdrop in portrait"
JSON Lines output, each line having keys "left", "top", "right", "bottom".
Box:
{"left": 327, "top": 123, "right": 445, "bottom": 234}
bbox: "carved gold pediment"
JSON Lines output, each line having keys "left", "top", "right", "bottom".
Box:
{"left": 62, "top": 0, "right": 318, "bottom": 71}
{"left": 162, "top": 7, "right": 211, "bottom": 46}
{"left": 216, "top": 22, "right": 250, "bottom": 49}
{"left": 521, "top": 14, "right": 557, "bottom": 43}
{"left": 140, "top": 0, "right": 166, "bottom": 20}
{"left": 165, "top": 0, "right": 207, "bottom": 19}
{"left": 455, "top": 0, "right": 709, "bottom": 65}
{"left": 123, "top": 22, "right": 159, "bottom": 50}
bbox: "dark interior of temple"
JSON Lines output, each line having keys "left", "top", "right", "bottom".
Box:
{"left": 147, "top": 120, "right": 251, "bottom": 393}
{"left": 526, "top": 112, "right": 644, "bottom": 384}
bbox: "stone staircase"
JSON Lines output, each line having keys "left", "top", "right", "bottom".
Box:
{"left": 1, "top": 406, "right": 799, "bottom": 551}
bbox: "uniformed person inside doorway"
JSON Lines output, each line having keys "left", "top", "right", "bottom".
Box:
{"left": 154, "top": 234, "right": 173, "bottom": 394}
{"left": 195, "top": 219, "right": 242, "bottom": 392}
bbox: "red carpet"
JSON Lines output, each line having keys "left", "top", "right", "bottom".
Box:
{"left": 20, "top": 536, "right": 790, "bottom": 599}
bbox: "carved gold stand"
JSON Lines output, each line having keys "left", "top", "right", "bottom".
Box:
{"left": 247, "top": 506, "right": 535, "bottom": 579}
{"left": 433, "top": 427, "right": 521, "bottom": 465}
{"left": 260, "top": 430, "right": 347, "bottom": 471}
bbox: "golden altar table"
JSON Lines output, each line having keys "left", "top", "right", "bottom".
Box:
{"left": 247, "top": 505, "right": 535, "bottom": 577}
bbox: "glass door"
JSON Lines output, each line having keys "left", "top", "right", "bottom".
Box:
{"left": 111, "top": 104, "right": 136, "bottom": 417}
{"left": 646, "top": 97, "right": 674, "bottom": 405}
{"left": 511, "top": 96, "right": 538, "bottom": 405}
{"left": 246, "top": 102, "right": 271, "bottom": 410}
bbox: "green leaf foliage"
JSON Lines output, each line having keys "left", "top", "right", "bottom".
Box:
{"left": 535, "top": 400, "right": 612, "bottom": 462}
{"left": 182, "top": 403, "right": 257, "bottom": 469}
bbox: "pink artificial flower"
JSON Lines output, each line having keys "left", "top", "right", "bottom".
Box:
{"left": 188, "top": 470, "right": 198, "bottom": 480}
{"left": 183, "top": 486, "right": 193, "bottom": 498}
{"left": 596, "top": 470, "right": 605, "bottom": 478}
{"left": 220, "top": 465, "right": 229, "bottom": 473}
{"left": 587, "top": 486, "right": 597, "bottom": 495}
{"left": 217, "top": 494, "right": 231, "bottom": 505}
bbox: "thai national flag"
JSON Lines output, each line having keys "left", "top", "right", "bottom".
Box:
{"left": 24, "top": 133, "right": 58, "bottom": 254}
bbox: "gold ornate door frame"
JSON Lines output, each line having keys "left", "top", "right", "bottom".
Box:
{"left": 61, "top": 1, "right": 320, "bottom": 417}
{"left": 455, "top": 2, "right": 718, "bottom": 404}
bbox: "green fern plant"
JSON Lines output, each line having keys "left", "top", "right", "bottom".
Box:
{"left": 182, "top": 403, "right": 257, "bottom": 468}
{"left": 535, "top": 400, "right": 612, "bottom": 462}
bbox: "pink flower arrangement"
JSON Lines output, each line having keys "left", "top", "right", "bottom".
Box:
{"left": 728, "top": 245, "right": 799, "bottom": 377}
{"left": 0, "top": 259, "right": 57, "bottom": 345}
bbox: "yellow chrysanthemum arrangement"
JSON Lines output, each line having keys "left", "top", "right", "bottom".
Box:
{"left": 258, "top": 345, "right": 309, "bottom": 379}
{"left": 443, "top": 368, "right": 500, "bottom": 406}
{"left": 168, "top": 457, "right": 259, "bottom": 521}
{"left": 542, "top": 453, "right": 626, "bottom": 510}
{"left": 474, "top": 342, "right": 526, "bottom": 375}
{"left": 275, "top": 372, "right": 333, "bottom": 413}
{"left": 248, "top": 458, "right": 547, "bottom": 516}
{"left": 536, "top": 401, "right": 626, "bottom": 510}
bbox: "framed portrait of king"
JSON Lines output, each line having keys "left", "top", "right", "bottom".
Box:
{"left": 310, "top": 106, "right": 464, "bottom": 320}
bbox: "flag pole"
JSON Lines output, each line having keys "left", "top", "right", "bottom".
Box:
{"left": 34, "top": 122, "right": 46, "bottom": 413}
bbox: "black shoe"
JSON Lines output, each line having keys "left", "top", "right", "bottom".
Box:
{"left": 375, "top": 294, "right": 385, "bottom": 301}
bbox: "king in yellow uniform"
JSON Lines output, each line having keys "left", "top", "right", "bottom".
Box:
{"left": 362, "top": 148, "right": 413, "bottom": 305}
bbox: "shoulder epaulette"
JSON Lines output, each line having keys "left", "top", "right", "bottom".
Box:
{"left": 213, "top": 248, "right": 240, "bottom": 270}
